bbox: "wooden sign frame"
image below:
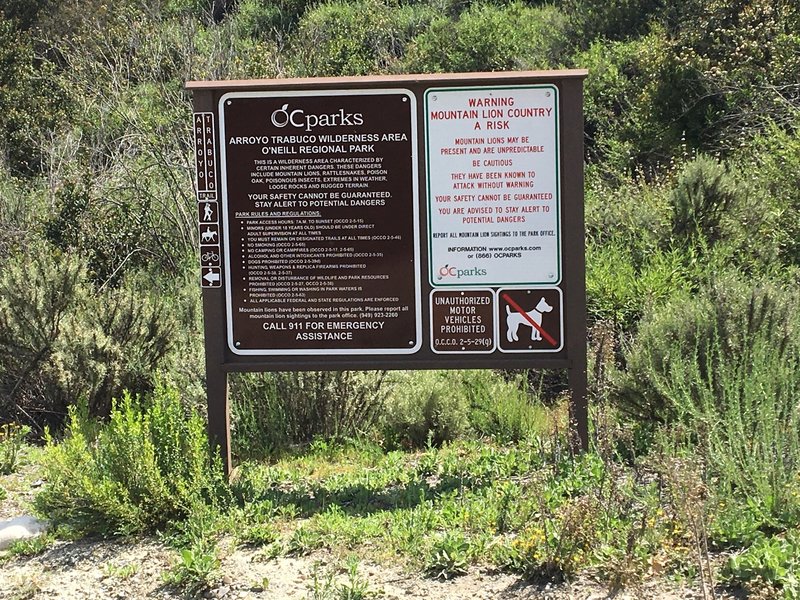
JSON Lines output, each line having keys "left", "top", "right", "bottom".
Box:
{"left": 187, "top": 70, "right": 588, "bottom": 474}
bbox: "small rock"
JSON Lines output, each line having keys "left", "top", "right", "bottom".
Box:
{"left": 216, "top": 585, "right": 231, "bottom": 598}
{"left": 30, "top": 479, "right": 44, "bottom": 488}
{"left": 0, "top": 515, "right": 49, "bottom": 550}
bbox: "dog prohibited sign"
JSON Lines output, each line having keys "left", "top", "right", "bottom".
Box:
{"left": 497, "top": 287, "right": 563, "bottom": 352}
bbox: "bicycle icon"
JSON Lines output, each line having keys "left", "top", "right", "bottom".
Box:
{"left": 201, "top": 250, "right": 220, "bottom": 265}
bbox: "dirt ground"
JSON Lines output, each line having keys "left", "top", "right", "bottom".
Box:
{"left": 0, "top": 536, "right": 742, "bottom": 600}
{"left": 0, "top": 457, "right": 744, "bottom": 600}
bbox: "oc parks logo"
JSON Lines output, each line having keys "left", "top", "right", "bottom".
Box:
{"left": 437, "top": 264, "right": 488, "bottom": 280}
{"left": 270, "top": 103, "right": 365, "bottom": 132}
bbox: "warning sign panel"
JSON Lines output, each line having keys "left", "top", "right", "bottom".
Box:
{"left": 497, "top": 287, "right": 563, "bottom": 352}
{"left": 426, "top": 85, "right": 561, "bottom": 287}
{"left": 430, "top": 289, "right": 494, "bottom": 353}
{"left": 218, "top": 89, "right": 421, "bottom": 355}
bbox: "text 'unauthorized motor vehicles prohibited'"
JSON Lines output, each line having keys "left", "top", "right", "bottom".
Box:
{"left": 430, "top": 289, "right": 494, "bottom": 353}
{"left": 497, "top": 287, "right": 562, "bottom": 352}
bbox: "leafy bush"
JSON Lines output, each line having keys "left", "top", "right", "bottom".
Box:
{"left": 575, "top": 32, "right": 718, "bottom": 173}
{"left": 586, "top": 241, "right": 694, "bottom": 331}
{"left": 669, "top": 154, "right": 743, "bottom": 250}
{"left": 425, "top": 531, "right": 471, "bottom": 579}
{"left": 403, "top": 3, "right": 568, "bottom": 73}
{"left": 35, "top": 382, "right": 230, "bottom": 536}
{"left": 381, "top": 371, "right": 473, "bottom": 448}
{"left": 724, "top": 530, "right": 800, "bottom": 598}
{"left": 234, "top": 0, "right": 315, "bottom": 36}
{"left": 585, "top": 170, "right": 672, "bottom": 264}
{"left": 162, "top": 544, "right": 221, "bottom": 594}
{"left": 616, "top": 275, "right": 800, "bottom": 523}
{"left": 671, "top": 0, "right": 800, "bottom": 151}
{"left": 379, "top": 370, "right": 544, "bottom": 448}
{"left": 0, "top": 248, "right": 175, "bottom": 430}
{"left": 464, "top": 371, "right": 548, "bottom": 443}
{"left": 737, "top": 123, "right": 800, "bottom": 268}
{"left": 562, "top": 0, "right": 667, "bottom": 48}
{"left": 0, "top": 422, "right": 31, "bottom": 475}
{"left": 230, "top": 370, "right": 389, "bottom": 457}
{"left": 0, "top": 19, "right": 69, "bottom": 176}
{"left": 289, "top": 0, "right": 419, "bottom": 76}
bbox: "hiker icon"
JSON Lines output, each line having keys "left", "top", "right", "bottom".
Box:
{"left": 199, "top": 202, "right": 218, "bottom": 223}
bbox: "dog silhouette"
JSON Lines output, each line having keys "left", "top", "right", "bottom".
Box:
{"left": 505, "top": 297, "right": 553, "bottom": 342}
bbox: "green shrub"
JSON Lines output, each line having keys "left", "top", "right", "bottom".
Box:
{"left": 670, "top": 0, "right": 800, "bottom": 152}
{"left": 230, "top": 371, "right": 389, "bottom": 458}
{"left": 0, "top": 422, "right": 31, "bottom": 475}
{"left": 669, "top": 154, "right": 743, "bottom": 250}
{"left": 234, "top": 0, "right": 314, "bottom": 36}
{"left": 381, "top": 371, "right": 473, "bottom": 448}
{"left": 0, "top": 248, "right": 175, "bottom": 430}
{"left": 403, "top": 3, "right": 568, "bottom": 73}
{"left": 0, "top": 171, "right": 47, "bottom": 260}
{"left": 163, "top": 544, "right": 221, "bottom": 594}
{"left": 735, "top": 123, "right": 800, "bottom": 268}
{"left": 464, "top": 371, "right": 547, "bottom": 443}
{"left": 34, "top": 382, "right": 230, "bottom": 535}
{"left": 289, "top": 0, "right": 417, "bottom": 76}
{"left": 0, "top": 19, "right": 69, "bottom": 176}
{"left": 575, "top": 32, "right": 717, "bottom": 173}
{"left": 380, "top": 370, "right": 539, "bottom": 448}
{"left": 425, "top": 531, "right": 471, "bottom": 579}
{"left": 616, "top": 275, "right": 800, "bottom": 523}
{"left": 586, "top": 241, "right": 694, "bottom": 331}
{"left": 724, "top": 530, "right": 800, "bottom": 598}
{"left": 585, "top": 170, "right": 672, "bottom": 265}
{"left": 562, "top": 0, "right": 667, "bottom": 48}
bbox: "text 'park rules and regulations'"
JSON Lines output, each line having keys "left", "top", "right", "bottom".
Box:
{"left": 426, "top": 86, "right": 561, "bottom": 286}
{"left": 219, "top": 90, "right": 421, "bottom": 355}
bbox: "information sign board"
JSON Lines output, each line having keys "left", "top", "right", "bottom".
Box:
{"left": 218, "top": 90, "right": 421, "bottom": 355}
{"left": 426, "top": 86, "right": 560, "bottom": 286}
{"left": 187, "top": 70, "right": 588, "bottom": 473}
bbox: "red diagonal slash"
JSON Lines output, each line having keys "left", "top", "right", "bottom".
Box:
{"left": 501, "top": 292, "right": 558, "bottom": 347}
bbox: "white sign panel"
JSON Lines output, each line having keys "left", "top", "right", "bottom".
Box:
{"left": 425, "top": 85, "right": 561, "bottom": 286}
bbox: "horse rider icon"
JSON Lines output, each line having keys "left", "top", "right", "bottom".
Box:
{"left": 201, "top": 227, "right": 217, "bottom": 243}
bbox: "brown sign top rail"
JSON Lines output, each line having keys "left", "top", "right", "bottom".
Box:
{"left": 186, "top": 70, "right": 588, "bottom": 91}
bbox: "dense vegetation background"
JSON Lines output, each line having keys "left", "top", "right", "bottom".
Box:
{"left": 1, "top": 0, "right": 799, "bottom": 596}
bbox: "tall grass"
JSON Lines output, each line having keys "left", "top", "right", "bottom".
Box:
{"left": 230, "top": 370, "right": 389, "bottom": 458}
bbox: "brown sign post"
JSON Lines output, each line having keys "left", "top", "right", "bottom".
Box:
{"left": 187, "top": 71, "right": 588, "bottom": 475}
